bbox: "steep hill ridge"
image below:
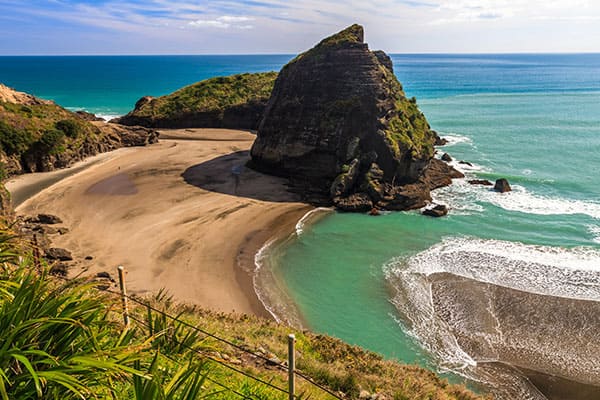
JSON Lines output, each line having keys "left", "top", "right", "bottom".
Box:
{"left": 0, "top": 83, "right": 53, "bottom": 105}
{"left": 250, "top": 24, "right": 462, "bottom": 211}
{"left": 113, "top": 72, "right": 277, "bottom": 129}
{"left": 0, "top": 83, "right": 158, "bottom": 177}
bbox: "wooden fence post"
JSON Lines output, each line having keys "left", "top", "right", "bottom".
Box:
{"left": 117, "top": 266, "right": 130, "bottom": 328}
{"left": 32, "top": 233, "right": 41, "bottom": 270}
{"left": 288, "top": 334, "right": 295, "bottom": 400}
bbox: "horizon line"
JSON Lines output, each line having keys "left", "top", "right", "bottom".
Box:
{"left": 1, "top": 51, "right": 600, "bottom": 57}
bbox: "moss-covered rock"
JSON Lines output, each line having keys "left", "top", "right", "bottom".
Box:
{"left": 113, "top": 72, "right": 277, "bottom": 129}
{"left": 250, "top": 24, "right": 461, "bottom": 211}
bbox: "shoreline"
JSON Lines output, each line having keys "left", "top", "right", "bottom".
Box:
{"left": 11, "top": 128, "right": 310, "bottom": 318}
{"left": 253, "top": 207, "right": 334, "bottom": 327}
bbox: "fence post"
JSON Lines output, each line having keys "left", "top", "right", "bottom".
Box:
{"left": 288, "top": 334, "right": 295, "bottom": 400}
{"left": 117, "top": 266, "right": 130, "bottom": 328}
{"left": 32, "top": 233, "right": 41, "bottom": 270}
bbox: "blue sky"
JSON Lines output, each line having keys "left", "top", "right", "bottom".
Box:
{"left": 1, "top": 0, "right": 599, "bottom": 54}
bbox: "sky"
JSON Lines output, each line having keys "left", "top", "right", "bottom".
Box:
{"left": 1, "top": 0, "right": 599, "bottom": 55}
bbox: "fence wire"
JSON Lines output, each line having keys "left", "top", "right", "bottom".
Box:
{"left": 48, "top": 268, "right": 345, "bottom": 400}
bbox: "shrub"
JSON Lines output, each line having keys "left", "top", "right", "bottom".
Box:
{"left": 55, "top": 119, "right": 82, "bottom": 138}
{"left": 0, "top": 120, "right": 32, "bottom": 156}
{"left": 37, "top": 129, "right": 65, "bottom": 154}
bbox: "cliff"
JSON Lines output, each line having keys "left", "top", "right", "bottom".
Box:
{"left": 250, "top": 25, "right": 462, "bottom": 211}
{"left": 113, "top": 72, "right": 277, "bottom": 129}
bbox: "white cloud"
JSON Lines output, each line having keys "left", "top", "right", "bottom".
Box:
{"left": 428, "top": 0, "right": 600, "bottom": 24}
{"left": 2, "top": 0, "right": 600, "bottom": 54}
{"left": 187, "top": 15, "right": 254, "bottom": 29}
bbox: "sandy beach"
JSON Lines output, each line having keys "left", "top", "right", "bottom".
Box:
{"left": 10, "top": 128, "right": 312, "bottom": 317}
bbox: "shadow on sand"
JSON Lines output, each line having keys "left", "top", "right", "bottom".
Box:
{"left": 182, "top": 151, "right": 302, "bottom": 204}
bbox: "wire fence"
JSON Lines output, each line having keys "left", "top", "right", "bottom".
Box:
{"left": 126, "top": 313, "right": 291, "bottom": 398}
{"left": 46, "top": 259, "right": 345, "bottom": 400}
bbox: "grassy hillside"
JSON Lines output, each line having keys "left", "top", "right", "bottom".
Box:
{"left": 0, "top": 224, "right": 487, "bottom": 400}
{"left": 115, "top": 72, "right": 277, "bottom": 129}
{"left": 0, "top": 85, "right": 157, "bottom": 192}
{"left": 0, "top": 99, "right": 104, "bottom": 176}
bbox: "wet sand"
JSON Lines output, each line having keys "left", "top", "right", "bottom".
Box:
{"left": 428, "top": 273, "right": 600, "bottom": 399}
{"left": 11, "top": 128, "right": 312, "bottom": 317}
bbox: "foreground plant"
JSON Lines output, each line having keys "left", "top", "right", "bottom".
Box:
{"left": 0, "top": 261, "right": 146, "bottom": 398}
{"left": 0, "top": 228, "right": 216, "bottom": 399}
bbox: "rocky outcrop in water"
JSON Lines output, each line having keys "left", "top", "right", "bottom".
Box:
{"left": 250, "top": 25, "right": 462, "bottom": 211}
{"left": 494, "top": 178, "right": 512, "bottom": 193}
{"left": 468, "top": 179, "right": 493, "bottom": 186}
{"left": 422, "top": 204, "right": 448, "bottom": 217}
{"left": 113, "top": 72, "right": 277, "bottom": 130}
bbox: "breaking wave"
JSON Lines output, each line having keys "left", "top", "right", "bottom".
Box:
{"left": 433, "top": 178, "right": 600, "bottom": 220}
{"left": 295, "top": 207, "right": 332, "bottom": 236}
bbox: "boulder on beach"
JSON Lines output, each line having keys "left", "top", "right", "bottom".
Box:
{"left": 250, "top": 24, "right": 462, "bottom": 212}
{"left": 35, "top": 213, "right": 63, "bottom": 224}
{"left": 441, "top": 153, "right": 453, "bottom": 162}
{"left": 45, "top": 247, "right": 73, "bottom": 261}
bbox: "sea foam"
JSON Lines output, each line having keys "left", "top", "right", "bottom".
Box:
{"left": 587, "top": 224, "right": 600, "bottom": 244}
{"left": 295, "top": 207, "right": 332, "bottom": 236}
{"left": 386, "top": 237, "right": 600, "bottom": 301}
{"left": 433, "top": 177, "right": 600, "bottom": 220}
{"left": 438, "top": 132, "right": 473, "bottom": 146}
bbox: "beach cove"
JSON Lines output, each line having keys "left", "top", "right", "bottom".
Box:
{"left": 9, "top": 128, "right": 312, "bottom": 317}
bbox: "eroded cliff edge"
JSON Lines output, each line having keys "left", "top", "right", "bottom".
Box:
{"left": 250, "top": 24, "right": 462, "bottom": 211}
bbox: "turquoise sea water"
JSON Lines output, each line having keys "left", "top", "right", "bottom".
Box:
{"left": 2, "top": 54, "right": 600, "bottom": 398}
{"left": 0, "top": 55, "right": 291, "bottom": 118}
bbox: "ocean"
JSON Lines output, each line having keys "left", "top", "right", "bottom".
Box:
{"left": 2, "top": 54, "right": 599, "bottom": 399}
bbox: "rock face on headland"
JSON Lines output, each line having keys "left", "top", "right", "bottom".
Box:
{"left": 250, "top": 25, "right": 462, "bottom": 211}
{"left": 113, "top": 72, "right": 277, "bottom": 130}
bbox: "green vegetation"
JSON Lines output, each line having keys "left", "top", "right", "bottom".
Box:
{"left": 0, "top": 223, "right": 486, "bottom": 400}
{"left": 36, "top": 129, "right": 66, "bottom": 155}
{"left": 288, "top": 24, "right": 364, "bottom": 65}
{"left": 386, "top": 99, "right": 434, "bottom": 160}
{"left": 377, "top": 65, "right": 435, "bottom": 160}
{"left": 0, "top": 100, "right": 105, "bottom": 176}
{"left": 0, "top": 119, "right": 32, "bottom": 156}
{"left": 55, "top": 119, "right": 85, "bottom": 138}
{"left": 316, "top": 24, "right": 363, "bottom": 48}
{"left": 130, "top": 72, "right": 277, "bottom": 119}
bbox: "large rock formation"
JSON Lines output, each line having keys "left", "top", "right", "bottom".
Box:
{"left": 113, "top": 72, "right": 277, "bottom": 130}
{"left": 250, "top": 25, "right": 462, "bottom": 211}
